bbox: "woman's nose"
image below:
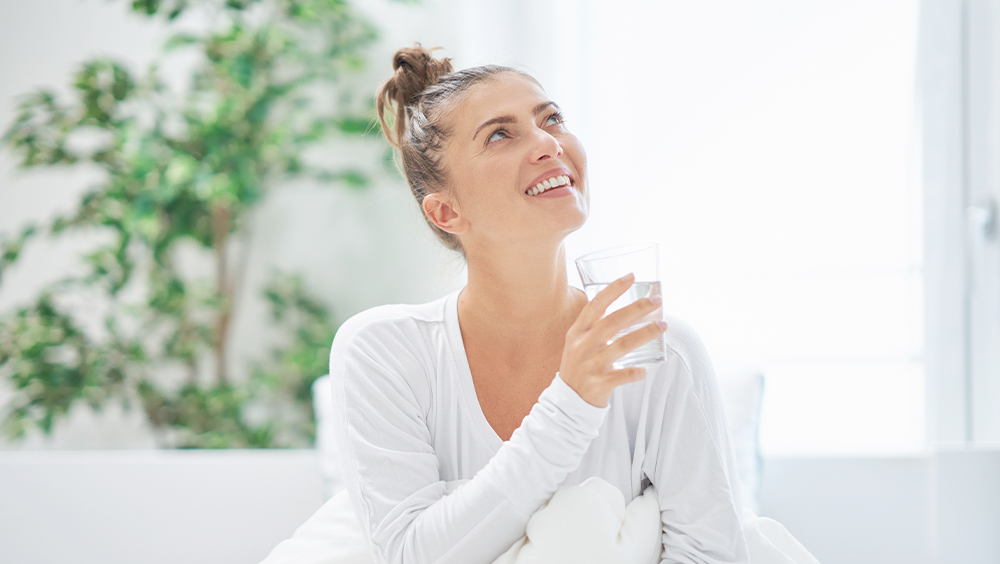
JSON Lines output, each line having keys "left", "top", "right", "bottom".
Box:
{"left": 529, "top": 128, "right": 563, "bottom": 162}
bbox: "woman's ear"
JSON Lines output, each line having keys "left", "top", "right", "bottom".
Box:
{"left": 423, "top": 193, "right": 470, "bottom": 235}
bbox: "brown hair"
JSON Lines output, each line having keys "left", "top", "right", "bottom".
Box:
{"left": 375, "top": 44, "right": 536, "bottom": 253}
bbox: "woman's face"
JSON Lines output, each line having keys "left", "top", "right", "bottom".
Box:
{"left": 432, "top": 72, "right": 589, "bottom": 251}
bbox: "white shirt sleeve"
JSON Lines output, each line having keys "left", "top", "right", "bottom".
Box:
{"left": 330, "top": 316, "right": 609, "bottom": 564}
{"left": 644, "top": 317, "right": 750, "bottom": 564}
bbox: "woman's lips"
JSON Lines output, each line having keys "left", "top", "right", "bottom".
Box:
{"left": 526, "top": 167, "right": 573, "bottom": 192}
{"left": 532, "top": 186, "right": 572, "bottom": 199}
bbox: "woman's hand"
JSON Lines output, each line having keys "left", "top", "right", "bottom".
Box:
{"left": 559, "top": 273, "right": 667, "bottom": 407}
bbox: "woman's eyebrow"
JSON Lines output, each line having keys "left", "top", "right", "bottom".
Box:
{"left": 533, "top": 101, "right": 559, "bottom": 115}
{"left": 472, "top": 101, "right": 561, "bottom": 140}
{"left": 473, "top": 115, "right": 516, "bottom": 140}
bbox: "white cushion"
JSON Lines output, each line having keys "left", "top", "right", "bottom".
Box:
{"left": 311, "top": 376, "right": 344, "bottom": 499}
{"left": 716, "top": 368, "right": 765, "bottom": 512}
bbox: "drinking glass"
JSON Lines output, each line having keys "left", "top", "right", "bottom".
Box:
{"left": 575, "top": 243, "right": 665, "bottom": 368}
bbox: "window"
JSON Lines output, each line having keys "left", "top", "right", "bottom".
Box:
{"left": 457, "top": 0, "right": 925, "bottom": 454}
{"left": 582, "top": 0, "right": 923, "bottom": 455}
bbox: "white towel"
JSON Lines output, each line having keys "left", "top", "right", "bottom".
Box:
{"left": 492, "top": 477, "right": 661, "bottom": 564}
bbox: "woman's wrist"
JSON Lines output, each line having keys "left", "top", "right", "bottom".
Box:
{"left": 555, "top": 371, "right": 611, "bottom": 409}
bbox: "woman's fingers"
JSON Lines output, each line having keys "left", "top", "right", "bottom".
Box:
{"left": 560, "top": 274, "right": 666, "bottom": 407}
{"left": 574, "top": 273, "right": 635, "bottom": 329}
{"left": 599, "top": 320, "right": 667, "bottom": 365}
{"left": 606, "top": 366, "right": 649, "bottom": 388}
{"left": 592, "top": 295, "right": 661, "bottom": 345}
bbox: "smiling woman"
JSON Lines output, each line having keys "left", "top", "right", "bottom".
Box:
{"left": 375, "top": 47, "right": 589, "bottom": 257}
{"left": 322, "top": 44, "right": 813, "bottom": 564}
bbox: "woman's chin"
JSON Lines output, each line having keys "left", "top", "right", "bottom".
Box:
{"left": 563, "top": 208, "right": 589, "bottom": 231}
{"left": 547, "top": 211, "right": 588, "bottom": 240}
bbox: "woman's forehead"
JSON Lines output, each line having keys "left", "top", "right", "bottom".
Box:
{"left": 455, "top": 74, "right": 551, "bottom": 130}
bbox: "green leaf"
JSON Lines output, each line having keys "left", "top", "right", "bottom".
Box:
{"left": 131, "top": 0, "right": 162, "bottom": 15}
{"left": 0, "top": 293, "right": 139, "bottom": 440}
{"left": 164, "top": 33, "right": 199, "bottom": 51}
{"left": 336, "top": 169, "right": 368, "bottom": 188}
{"left": 2, "top": 90, "right": 79, "bottom": 166}
{"left": 73, "top": 59, "right": 135, "bottom": 125}
{"left": 335, "top": 116, "right": 375, "bottom": 135}
{"left": 0, "top": 225, "right": 38, "bottom": 285}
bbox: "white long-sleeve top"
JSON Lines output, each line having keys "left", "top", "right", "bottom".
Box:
{"left": 329, "top": 289, "right": 750, "bottom": 564}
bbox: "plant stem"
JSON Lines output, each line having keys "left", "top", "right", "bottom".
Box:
{"left": 212, "top": 203, "right": 231, "bottom": 385}
{"left": 231, "top": 212, "right": 253, "bottom": 329}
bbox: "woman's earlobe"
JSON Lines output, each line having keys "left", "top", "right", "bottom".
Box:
{"left": 423, "top": 193, "right": 470, "bottom": 235}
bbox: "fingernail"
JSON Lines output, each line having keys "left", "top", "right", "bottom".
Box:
{"left": 657, "top": 320, "right": 667, "bottom": 330}
{"left": 650, "top": 296, "right": 662, "bottom": 305}
{"left": 619, "top": 272, "right": 635, "bottom": 282}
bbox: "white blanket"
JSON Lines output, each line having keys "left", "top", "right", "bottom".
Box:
{"left": 260, "top": 479, "right": 820, "bottom": 564}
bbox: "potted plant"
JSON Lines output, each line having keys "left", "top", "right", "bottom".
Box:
{"left": 0, "top": 0, "right": 384, "bottom": 448}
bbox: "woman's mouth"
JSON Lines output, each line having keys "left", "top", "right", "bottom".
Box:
{"left": 525, "top": 174, "right": 574, "bottom": 197}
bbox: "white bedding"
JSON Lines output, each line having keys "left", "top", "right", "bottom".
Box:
{"left": 260, "top": 478, "right": 820, "bottom": 564}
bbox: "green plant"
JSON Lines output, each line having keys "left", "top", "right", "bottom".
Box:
{"left": 0, "top": 0, "right": 382, "bottom": 447}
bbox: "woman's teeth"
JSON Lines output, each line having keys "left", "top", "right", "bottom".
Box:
{"left": 526, "top": 175, "right": 572, "bottom": 196}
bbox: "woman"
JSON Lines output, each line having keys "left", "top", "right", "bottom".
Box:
{"left": 329, "top": 45, "right": 748, "bottom": 564}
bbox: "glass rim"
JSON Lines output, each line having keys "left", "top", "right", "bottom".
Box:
{"left": 574, "top": 242, "right": 659, "bottom": 265}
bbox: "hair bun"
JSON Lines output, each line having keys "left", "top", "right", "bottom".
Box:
{"left": 377, "top": 44, "right": 453, "bottom": 149}
{"left": 391, "top": 44, "right": 453, "bottom": 104}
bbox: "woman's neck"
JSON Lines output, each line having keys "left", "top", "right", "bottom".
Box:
{"left": 458, "top": 242, "right": 584, "bottom": 343}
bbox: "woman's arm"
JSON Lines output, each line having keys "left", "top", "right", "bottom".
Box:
{"left": 643, "top": 316, "right": 750, "bottom": 564}
{"left": 330, "top": 317, "right": 608, "bottom": 564}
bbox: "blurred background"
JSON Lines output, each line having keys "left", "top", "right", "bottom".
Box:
{"left": 1, "top": 0, "right": 998, "bottom": 563}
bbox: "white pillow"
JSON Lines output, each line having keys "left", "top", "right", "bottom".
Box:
{"left": 311, "top": 376, "right": 344, "bottom": 499}
{"left": 716, "top": 368, "right": 765, "bottom": 513}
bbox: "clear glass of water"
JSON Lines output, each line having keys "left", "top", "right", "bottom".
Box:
{"left": 575, "top": 243, "right": 665, "bottom": 369}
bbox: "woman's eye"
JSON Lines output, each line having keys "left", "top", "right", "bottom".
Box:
{"left": 487, "top": 129, "right": 508, "bottom": 144}
{"left": 545, "top": 113, "right": 564, "bottom": 126}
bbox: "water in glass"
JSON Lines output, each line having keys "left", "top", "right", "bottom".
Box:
{"left": 583, "top": 281, "right": 665, "bottom": 369}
